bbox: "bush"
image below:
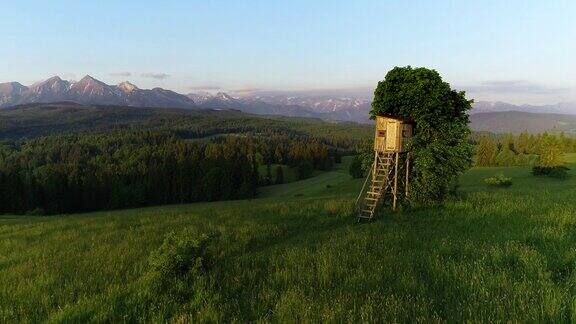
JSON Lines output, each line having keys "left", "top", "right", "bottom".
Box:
{"left": 145, "top": 230, "right": 212, "bottom": 298}
{"left": 484, "top": 174, "right": 513, "bottom": 187}
{"left": 532, "top": 166, "right": 570, "bottom": 179}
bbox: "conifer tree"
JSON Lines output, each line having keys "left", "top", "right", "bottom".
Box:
{"left": 536, "top": 134, "right": 565, "bottom": 167}
{"left": 275, "top": 165, "right": 284, "bottom": 184}
{"left": 475, "top": 136, "right": 498, "bottom": 166}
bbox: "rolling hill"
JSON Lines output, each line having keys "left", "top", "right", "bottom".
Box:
{"left": 0, "top": 102, "right": 372, "bottom": 142}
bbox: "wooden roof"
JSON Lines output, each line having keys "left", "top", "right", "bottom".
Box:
{"left": 375, "top": 114, "right": 413, "bottom": 124}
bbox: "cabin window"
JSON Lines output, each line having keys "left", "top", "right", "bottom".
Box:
{"left": 402, "top": 130, "right": 408, "bottom": 137}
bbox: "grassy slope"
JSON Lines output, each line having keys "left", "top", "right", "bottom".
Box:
{"left": 258, "top": 157, "right": 363, "bottom": 200}
{"left": 1, "top": 156, "right": 576, "bottom": 322}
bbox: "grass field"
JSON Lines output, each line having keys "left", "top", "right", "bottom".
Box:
{"left": 1, "top": 156, "right": 576, "bottom": 322}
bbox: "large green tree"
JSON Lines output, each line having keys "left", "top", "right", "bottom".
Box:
{"left": 371, "top": 66, "right": 473, "bottom": 205}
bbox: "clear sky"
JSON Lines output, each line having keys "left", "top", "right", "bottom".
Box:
{"left": 1, "top": 0, "right": 575, "bottom": 104}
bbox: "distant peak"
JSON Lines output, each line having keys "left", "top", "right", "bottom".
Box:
{"left": 118, "top": 81, "right": 138, "bottom": 93}
{"left": 216, "top": 92, "right": 234, "bottom": 100}
{"left": 45, "top": 76, "right": 64, "bottom": 83}
{"left": 0, "top": 81, "right": 25, "bottom": 88}
{"left": 30, "top": 76, "right": 69, "bottom": 90}
{"left": 79, "top": 75, "right": 97, "bottom": 82}
{"left": 75, "top": 75, "right": 109, "bottom": 88}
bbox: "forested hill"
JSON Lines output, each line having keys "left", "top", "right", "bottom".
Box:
{"left": 0, "top": 103, "right": 372, "bottom": 215}
{"left": 0, "top": 102, "right": 372, "bottom": 146}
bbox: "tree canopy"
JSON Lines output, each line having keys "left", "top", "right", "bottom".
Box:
{"left": 371, "top": 66, "right": 473, "bottom": 205}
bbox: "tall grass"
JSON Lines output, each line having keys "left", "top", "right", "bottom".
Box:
{"left": 1, "top": 156, "right": 575, "bottom": 321}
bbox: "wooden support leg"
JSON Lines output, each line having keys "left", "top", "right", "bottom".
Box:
{"left": 405, "top": 152, "right": 410, "bottom": 198}
{"left": 392, "top": 152, "right": 399, "bottom": 210}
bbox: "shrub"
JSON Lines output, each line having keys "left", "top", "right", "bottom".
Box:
{"left": 484, "top": 174, "right": 513, "bottom": 187}
{"left": 145, "top": 230, "right": 212, "bottom": 298}
{"left": 532, "top": 166, "right": 570, "bottom": 179}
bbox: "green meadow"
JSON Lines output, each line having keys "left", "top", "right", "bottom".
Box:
{"left": 1, "top": 155, "right": 576, "bottom": 322}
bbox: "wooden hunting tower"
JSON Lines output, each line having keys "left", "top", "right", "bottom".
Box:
{"left": 374, "top": 116, "right": 413, "bottom": 152}
{"left": 357, "top": 115, "right": 413, "bottom": 222}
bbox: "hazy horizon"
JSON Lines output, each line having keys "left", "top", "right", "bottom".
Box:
{"left": 2, "top": 1, "right": 575, "bottom": 105}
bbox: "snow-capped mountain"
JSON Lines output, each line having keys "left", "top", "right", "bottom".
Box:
{"left": 251, "top": 95, "right": 370, "bottom": 113}
{"left": 187, "top": 92, "right": 372, "bottom": 122}
{"left": 68, "top": 75, "right": 124, "bottom": 105}
{"left": 186, "top": 91, "right": 213, "bottom": 105}
{"left": 471, "top": 101, "right": 576, "bottom": 115}
{"left": 1, "top": 75, "right": 371, "bottom": 121}
{"left": 5, "top": 75, "right": 576, "bottom": 124}
{"left": 20, "top": 76, "right": 72, "bottom": 104}
{"left": 0, "top": 76, "right": 196, "bottom": 109}
{"left": 0, "top": 82, "right": 28, "bottom": 107}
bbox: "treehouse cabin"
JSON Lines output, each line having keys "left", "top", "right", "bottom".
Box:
{"left": 374, "top": 116, "right": 413, "bottom": 152}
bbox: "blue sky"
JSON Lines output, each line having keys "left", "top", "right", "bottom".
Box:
{"left": 1, "top": 0, "right": 575, "bottom": 104}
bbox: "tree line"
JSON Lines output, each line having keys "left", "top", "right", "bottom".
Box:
{"left": 474, "top": 132, "right": 576, "bottom": 167}
{"left": 0, "top": 130, "right": 334, "bottom": 215}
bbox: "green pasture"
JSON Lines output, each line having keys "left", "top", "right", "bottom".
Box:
{"left": 1, "top": 155, "right": 576, "bottom": 322}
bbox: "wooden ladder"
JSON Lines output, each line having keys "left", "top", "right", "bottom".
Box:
{"left": 357, "top": 152, "right": 394, "bottom": 222}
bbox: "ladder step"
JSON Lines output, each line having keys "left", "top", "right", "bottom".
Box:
{"left": 365, "top": 197, "right": 378, "bottom": 201}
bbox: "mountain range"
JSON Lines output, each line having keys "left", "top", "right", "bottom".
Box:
{"left": 470, "top": 111, "right": 576, "bottom": 134}
{"left": 189, "top": 91, "right": 372, "bottom": 121}
{"left": 471, "top": 101, "right": 576, "bottom": 115}
{"left": 2, "top": 75, "right": 576, "bottom": 133}
{"left": 0, "top": 75, "right": 374, "bottom": 122}
{"left": 0, "top": 76, "right": 196, "bottom": 109}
